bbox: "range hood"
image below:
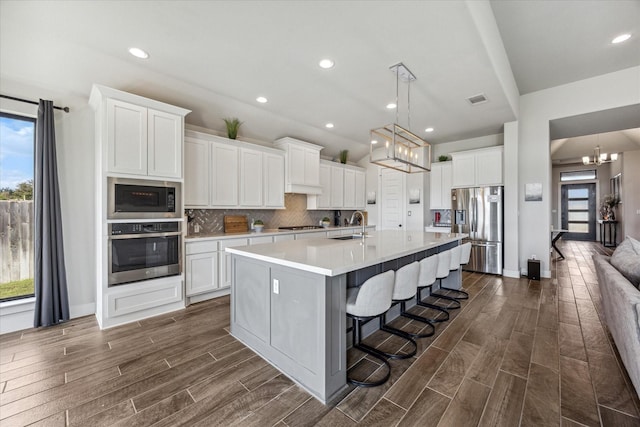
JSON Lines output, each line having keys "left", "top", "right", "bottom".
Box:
{"left": 284, "top": 183, "right": 323, "bottom": 195}
{"left": 274, "top": 137, "right": 324, "bottom": 195}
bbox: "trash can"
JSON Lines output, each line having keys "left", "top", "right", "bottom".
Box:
{"left": 528, "top": 259, "right": 540, "bottom": 280}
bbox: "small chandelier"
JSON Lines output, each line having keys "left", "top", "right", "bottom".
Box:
{"left": 370, "top": 63, "right": 431, "bottom": 173}
{"left": 583, "top": 146, "right": 618, "bottom": 166}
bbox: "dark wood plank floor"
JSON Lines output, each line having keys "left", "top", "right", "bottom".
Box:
{"left": 1, "top": 240, "right": 639, "bottom": 426}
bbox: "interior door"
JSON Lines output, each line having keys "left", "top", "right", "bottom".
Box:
{"left": 379, "top": 168, "right": 405, "bottom": 230}
{"left": 561, "top": 183, "right": 596, "bottom": 241}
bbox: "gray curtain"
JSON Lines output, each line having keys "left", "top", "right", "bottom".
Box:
{"left": 34, "top": 99, "right": 69, "bottom": 327}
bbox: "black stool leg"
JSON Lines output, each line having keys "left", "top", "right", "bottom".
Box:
{"left": 416, "top": 286, "right": 451, "bottom": 321}
{"left": 347, "top": 316, "right": 391, "bottom": 387}
{"left": 381, "top": 300, "right": 435, "bottom": 339}
{"left": 377, "top": 312, "right": 417, "bottom": 359}
{"left": 429, "top": 279, "right": 462, "bottom": 309}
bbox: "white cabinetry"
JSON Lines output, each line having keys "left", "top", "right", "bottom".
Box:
{"left": 211, "top": 142, "right": 239, "bottom": 206}
{"left": 330, "top": 166, "right": 344, "bottom": 208}
{"left": 89, "top": 84, "right": 190, "bottom": 330}
{"left": 451, "top": 146, "right": 503, "bottom": 188}
{"left": 184, "top": 138, "right": 210, "bottom": 207}
{"left": 274, "top": 137, "right": 323, "bottom": 194}
{"left": 307, "top": 160, "right": 366, "bottom": 210}
{"left": 103, "top": 97, "right": 186, "bottom": 178}
{"left": 239, "top": 148, "right": 263, "bottom": 207}
{"left": 429, "top": 162, "right": 452, "bottom": 209}
{"left": 263, "top": 153, "right": 285, "bottom": 208}
{"left": 185, "top": 240, "right": 218, "bottom": 296}
{"left": 184, "top": 131, "right": 285, "bottom": 209}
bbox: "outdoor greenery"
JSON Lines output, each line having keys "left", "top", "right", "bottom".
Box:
{"left": 0, "top": 278, "right": 34, "bottom": 300}
{"left": 0, "top": 180, "right": 33, "bottom": 200}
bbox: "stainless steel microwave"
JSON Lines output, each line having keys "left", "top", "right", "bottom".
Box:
{"left": 107, "top": 177, "right": 182, "bottom": 220}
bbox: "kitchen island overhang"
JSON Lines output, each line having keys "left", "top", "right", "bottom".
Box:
{"left": 226, "top": 230, "right": 467, "bottom": 403}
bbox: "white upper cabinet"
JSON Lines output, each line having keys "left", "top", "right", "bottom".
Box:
{"left": 274, "top": 137, "right": 323, "bottom": 194}
{"left": 343, "top": 169, "right": 355, "bottom": 208}
{"left": 315, "top": 164, "right": 331, "bottom": 208}
{"left": 184, "top": 131, "right": 285, "bottom": 209}
{"left": 429, "top": 161, "right": 452, "bottom": 209}
{"left": 211, "top": 142, "right": 239, "bottom": 206}
{"left": 239, "top": 148, "right": 263, "bottom": 207}
{"left": 184, "top": 137, "right": 210, "bottom": 207}
{"left": 307, "top": 160, "right": 366, "bottom": 210}
{"left": 330, "top": 166, "right": 344, "bottom": 208}
{"left": 475, "top": 148, "right": 503, "bottom": 185}
{"left": 264, "top": 152, "right": 285, "bottom": 208}
{"left": 148, "top": 109, "right": 183, "bottom": 178}
{"left": 90, "top": 85, "right": 190, "bottom": 179}
{"left": 451, "top": 146, "right": 503, "bottom": 188}
{"left": 354, "top": 171, "right": 365, "bottom": 208}
{"left": 106, "top": 99, "right": 147, "bottom": 176}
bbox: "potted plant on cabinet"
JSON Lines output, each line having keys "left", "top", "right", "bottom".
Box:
{"left": 339, "top": 150, "right": 349, "bottom": 164}
{"left": 321, "top": 217, "right": 331, "bottom": 228}
{"left": 253, "top": 219, "right": 264, "bottom": 232}
{"left": 223, "top": 117, "right": 243, "bottom": 140}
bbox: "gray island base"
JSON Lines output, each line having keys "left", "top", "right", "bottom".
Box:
{"left": 227, "top": 230, "right": 467, "bottom": 403}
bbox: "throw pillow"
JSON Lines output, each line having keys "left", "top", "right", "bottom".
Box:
{"left": 610, "top": 236, "right": 640, "bottom": 289}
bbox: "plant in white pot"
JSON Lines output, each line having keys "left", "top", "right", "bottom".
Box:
{"left": 253, "top": 219, "right": 264, "bottom": 232}
{"left": 320, "top": 217, "right": 331, "bottom": 228}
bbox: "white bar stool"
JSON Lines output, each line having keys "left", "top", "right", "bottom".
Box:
{"left": 416, "top": 255, "right": 451, "bottom": 322}
{"left": 381, "top": 261, "right": 435, "bottom": 339}
{"left": 441, "top": 245, "right": 469, "bottom": 300}
{"left": 430, "top": 250, "right": 462, "bottom": 309}
{"left": 346, "top": 270, "right": 395, "bottom": 387}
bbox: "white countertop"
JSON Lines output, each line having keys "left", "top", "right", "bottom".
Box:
{"left": 226, "top": 230, "right": 467, "bottom": 276}
{"left": 185, "top": 225, "right": 374, "bottom": 241}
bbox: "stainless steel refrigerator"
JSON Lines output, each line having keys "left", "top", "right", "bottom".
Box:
{"left": 451, "top": 186, "right": 503, "bottom": 274}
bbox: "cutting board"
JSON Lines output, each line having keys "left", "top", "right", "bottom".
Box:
{"left": 224, "top": 215, "right": 248, "bottom": 233}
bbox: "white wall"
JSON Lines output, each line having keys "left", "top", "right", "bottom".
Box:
{"left": 621, "top": 150, "right": 640, "bottom": 239}
{"left": 518, "top": 66, "right": 640, "bottom": 277}
{"left": 503, "top": 121, "right": 519, "bottom": 277}
{"left": 0, "top": 83, "right": 95, "bottom": 333}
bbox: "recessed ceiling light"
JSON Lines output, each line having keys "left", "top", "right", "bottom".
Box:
{"left": 319, "top": 59, "right": 335, "bottom": 69}
{"left": 425, "top": 127, "right": 434, "bottom": 132}
{"left": 128, "top": 47, "right": 149, "bottom": 59}
{"left": 325, "top": 123, "right": 334, "bottom": 128}
{"left": 386, "top": 103, "right": 397, "bottom": 109}
{"left": 256, "top": 96, "right": 268, "bottom": 103}
{"left": 371, "top": 140, "right": 378, "bottom": 144}
{"left": 612, "top": 33, "right": 631, "bottom": 44}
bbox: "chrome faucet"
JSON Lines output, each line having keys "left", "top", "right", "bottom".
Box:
{"left": 349, "top": 210, "right": 366, "bottom": 237}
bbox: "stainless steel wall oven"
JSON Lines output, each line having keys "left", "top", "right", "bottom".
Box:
{"left": 108, "top": 177, "right": 182, "bottom": 220}
{"left": 108, "top": 222, "right": 181, "bottom": 286}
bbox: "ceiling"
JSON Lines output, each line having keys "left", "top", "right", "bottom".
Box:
{"left": 1, "top": 1, "right": 639, "bottom": 162}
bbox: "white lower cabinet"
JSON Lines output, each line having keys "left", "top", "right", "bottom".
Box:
{"left": 186, "top": 252, "right": 218, "bottom": 296}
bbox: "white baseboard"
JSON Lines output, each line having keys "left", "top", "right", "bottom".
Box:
{"left": 0, "top": 300, "right": 96, "bottom": 335}
{"left": 502, "top": 269, "right": 520, "bottom": 278}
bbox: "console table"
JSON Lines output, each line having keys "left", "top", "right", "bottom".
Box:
{"left": 551, "top": 229, "right": 569, "bottom": 260}
{"left": 598, "top": 220, "right": 618, "bottom": 247}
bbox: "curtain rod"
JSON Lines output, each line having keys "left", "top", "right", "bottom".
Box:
{"left": 0, "top": 94, "right": 70, "bottom": 113}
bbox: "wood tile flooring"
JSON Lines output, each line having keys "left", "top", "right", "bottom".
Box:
{"left": 1, "top": 240, "right": 639, "bottom": 426}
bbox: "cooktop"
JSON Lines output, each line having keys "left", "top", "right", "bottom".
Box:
{"left": 278, "top": 225, "right": 325, "bottom": 230}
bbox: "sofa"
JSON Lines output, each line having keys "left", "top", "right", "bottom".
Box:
{"left": 593, "top": 237, "right": 640, "bottom": 397}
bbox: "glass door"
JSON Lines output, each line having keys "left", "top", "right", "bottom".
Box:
{"left": 561, "top": 183, "right": 596, "bottom": 241}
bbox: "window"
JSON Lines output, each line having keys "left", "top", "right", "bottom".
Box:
{"left": 0, "top": 112, "right": 36, "bottom": 301}
{"left": 560, "top": 170, "right": 596, "bottom": 182}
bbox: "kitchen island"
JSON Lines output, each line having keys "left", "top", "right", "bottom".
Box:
{"left": 226, "top": 230, "right": 466, "bottom": 403}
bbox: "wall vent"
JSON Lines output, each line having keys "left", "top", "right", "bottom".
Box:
{"left": 467, "top": 93, "right": 488, "bottom": 105}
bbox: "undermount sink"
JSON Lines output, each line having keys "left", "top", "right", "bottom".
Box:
{"left": 330, "top": 234, "right": 369, "bottom": 240}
